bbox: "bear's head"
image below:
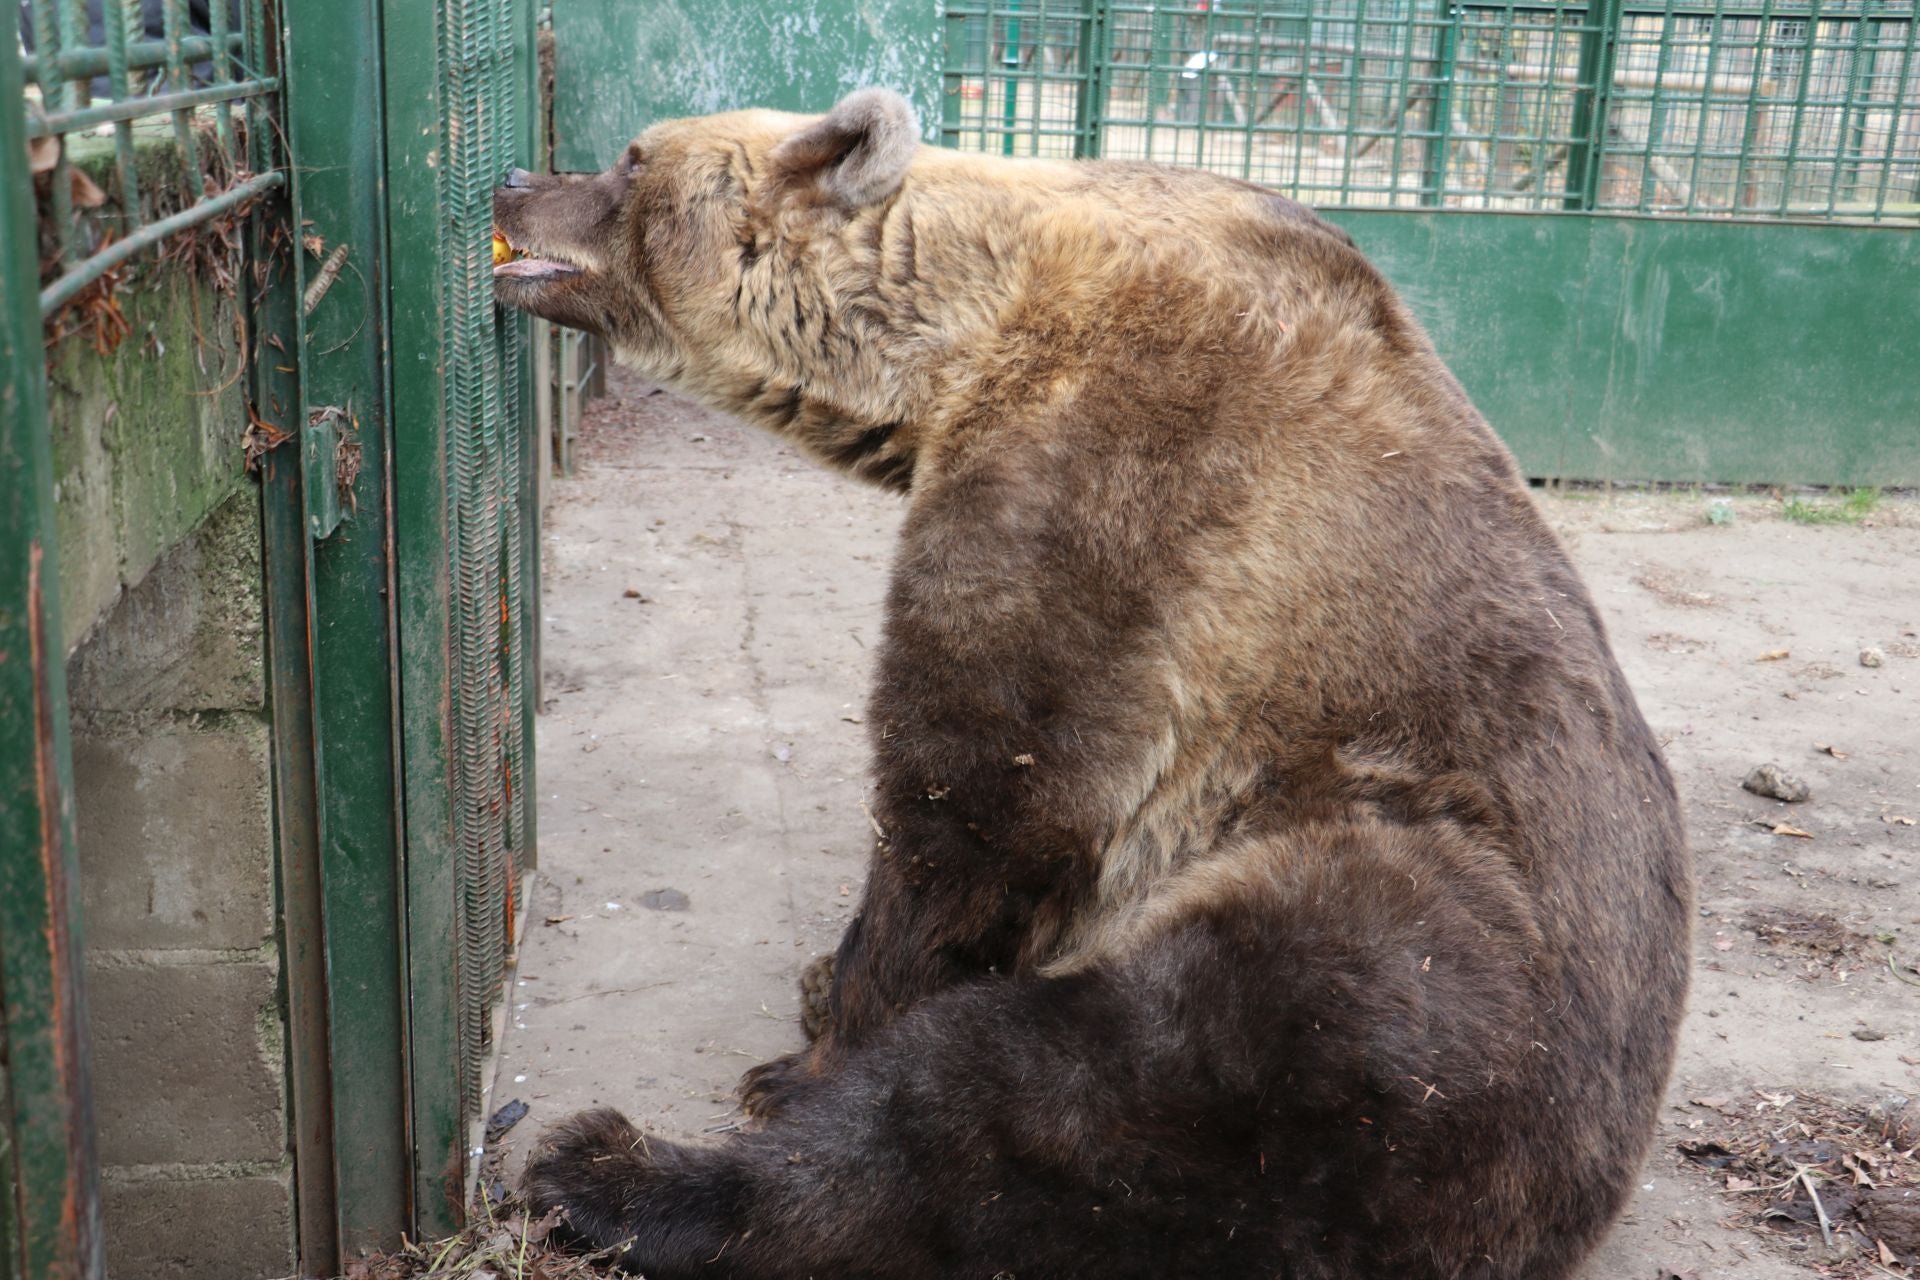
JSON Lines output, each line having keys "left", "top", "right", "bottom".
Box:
{"left": 494, "top": 89, "right": 946, "bottom": 482}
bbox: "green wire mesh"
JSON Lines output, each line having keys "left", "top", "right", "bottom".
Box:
{"left": 942, "top": 0, "right": 1919, "bottom": 220}
{"left": 441, "top": 0, "right": 532, "bottom": 1123}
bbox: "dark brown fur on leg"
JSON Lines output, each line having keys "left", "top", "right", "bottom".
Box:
{"left": 528, "top": 820, "right": 1662, "bottom": 1280}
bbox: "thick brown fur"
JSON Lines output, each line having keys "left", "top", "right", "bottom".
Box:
{"left": 495, "top": 88, "right": 1691, "bottom": 1280}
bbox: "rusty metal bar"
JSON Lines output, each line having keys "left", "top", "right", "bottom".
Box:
{"left": 0, "top": 29, "right": 106, "bottom": 1280}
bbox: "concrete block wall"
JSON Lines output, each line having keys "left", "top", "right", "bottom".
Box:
{"left": 52, "top": 261, "right": 296, "bottom": 1279}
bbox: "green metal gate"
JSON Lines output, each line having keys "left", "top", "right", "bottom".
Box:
{"left": 941, "top": 0, "right": 1919, "bottom": 484}
{"left": 2, "top": 0, "right": 544, "bottom": 1273}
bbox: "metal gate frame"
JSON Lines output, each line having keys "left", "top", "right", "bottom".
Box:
{"left": 0, "top": 41, "right": 101, "bottom": 1279}
{"left": 4, "top": 0, "right": 546, "bottom": 1272}
{"left": 275, "top": 0, "right": 545, "bottom": 1258}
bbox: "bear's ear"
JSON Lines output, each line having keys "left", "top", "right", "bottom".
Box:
{"left": 770, "top": 88, "right": 919, "bottom": 208}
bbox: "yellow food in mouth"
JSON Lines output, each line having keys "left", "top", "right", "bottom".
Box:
{"left": 492, "top": 231, "right": 517, "bottom": 266}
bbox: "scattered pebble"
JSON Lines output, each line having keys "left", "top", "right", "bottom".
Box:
{"left": 639, "top": 888, "right": 690, "bottom": 912}
{"left": 1743, "top": 763, "right": 1811, "bottom": 803}
{"left": 1861, "top": 646, "right": 1885, "bottom": 668}
{"left": 1853, "top": 1027, "right": 1888, "bottom": 1042}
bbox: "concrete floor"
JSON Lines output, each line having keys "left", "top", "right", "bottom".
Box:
{"left": 491, "top": 367, "right": 1920, "bottom": 1279}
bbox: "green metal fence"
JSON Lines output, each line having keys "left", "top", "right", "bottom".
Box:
{"left": 4, "top": 0, "right": 543, "bottom": 1271}
{"left": 941, "top": 0, "right": 1919, "bottom": 484}
{"left": 943, "top": 0, "right": 1920, "bottom": 221}
{"left": 5, "top": 4, "right": 288, "bottom": 1275}
{"left": 22, "top": 0, "right": 287, "bottom": 313}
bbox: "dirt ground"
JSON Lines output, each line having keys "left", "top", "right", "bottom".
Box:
{"left": 489, "top": 367, "right": 1919, "bottom": 1279}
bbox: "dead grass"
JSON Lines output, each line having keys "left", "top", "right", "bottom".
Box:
{"left": 340, "top": 1200, "right": 621, "bottom": 1280}
{"left": 1679, "top": 1091, "right": 1920, "bottom": 1277}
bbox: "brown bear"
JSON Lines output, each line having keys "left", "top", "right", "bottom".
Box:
{"left": 492, "top": 87, "right": 1691, "bottom": 1280}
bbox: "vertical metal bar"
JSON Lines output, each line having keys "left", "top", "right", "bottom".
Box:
{"left": 1566, "top": 0, "right": 1620, "bottom": 208}
{"left": 1822, "top": 9, "right": 1874, "bottom": 214}
{"left": 102, "top": 0, "right": 143, "bottom": 214}
{"left": 1390, "top": 0, "right": 1425, "bottom": 203}
{"left": 1075, "top": 0, "right": 1108, "bottom": 158}
{"left": 942, "top": 5, "right": 968, "bottom": 148}
{"left": 1423, "top": 1, "right": 1460, "bottom": 204}
{"left": 1489, "top": 7, "right": 1516, "bottom": 202}
{"left": 31, "top": 0, "right": 77, "bottom": 266}
{"left": 1638, "top": 5, "right": 1679, "bottom": 211}
{"left": 253, "top": 242, "right": 344, "bottom": 1280}
{"left": 278, "top": 0, "right": 412, "bottom": 1253}
{"left": 1535, "top": 6, "right": 1573, "bottom": 202}
{"left": 0, "top": 33, "right": 106, "bottom": 1280}
{"left": 1289, "top": 0, "right": 1310, "bottom": 193}
{"left": 1684, "top": 0, "right": 1729, "bottom": 211}
{"left": 1730, "top": 0, "right": 1777, "bottom": 212}
{"left": 1003, "top": 0, "right": 1022, "bottom": 154}
{"left": 1869, "top": 13, "right": 1917, "bottom": 218}
{"left": 1343, "top": 0, "right": 1370, "bottom": 197}
{"left": 515, "top": 0, "right": 544, "bottom": 884}
{"left": 162, "top": 0, "right": 207, "bottom": 200}
{"left": 381, "top": 0, "right": 464, "bottom": 1233}
{"left": 1778, "top": 0, "right": 1824, "bottom": 213}
{"left": 239, "top": 3, "right": 341, "bottom": 1264}
{"left": 1194, "top": 0, "right": 1216, "bottom": 172}
{"left": 209, "top": 0, "right": 235, "bottom": 151}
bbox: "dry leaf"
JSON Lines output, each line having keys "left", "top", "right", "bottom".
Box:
{"left": 1880, "top": 1239, "right": 1897, "bottom": 1266}
{"left": 1884, "top": 814, "right": 1917, "bottom": 826}
{"left": 1755, "top": 648, "right": 1791, "bottom": 662}
{"left": 543, "top": 914, "right": 573, "bottom": 926}
{"left": 1725, "top": 1174, "right": 1757, "bottom": 1192}
{"left": 1011, "top": 753, "right": 1036, "bottom": 767}
{"left": 1712, "top": 937, "right": 1734, "bottom": 951}
{"left": 1769, "top": 822, "right": 1814, "bottom": 839}
{"left": 1690, "top": 1096, "right": 1731, "bottom": 1109}
{"left": 1815, "top": 743, "right": 1849, "bottom": 760}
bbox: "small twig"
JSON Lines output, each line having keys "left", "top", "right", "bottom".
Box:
{"left": 1796, "top": 1166, "right": 1834, "bottom": 1251}
{"left": 1890, "top": 951, "right": 1920, "bottom": 988}
{"left": 540, "top": 981, "right": 674, "bottom": 1005}
{"left": 859, "top": 800, "right": 886, "bottom": 840}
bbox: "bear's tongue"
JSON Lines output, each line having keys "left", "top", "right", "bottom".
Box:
{"left": 493, "top": 257, "right": 581, "bottom": 281}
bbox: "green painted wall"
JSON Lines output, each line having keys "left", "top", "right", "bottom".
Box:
{"left": 1328, "top": 211, "right": 1920, "bottom": 487}
{"left": 552, "top": 0, "right": 944, "bottom": 170}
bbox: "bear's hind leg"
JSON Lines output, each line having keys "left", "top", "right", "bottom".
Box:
{"left": 527, "top": 837, "right": 1561, "bottom": 1280}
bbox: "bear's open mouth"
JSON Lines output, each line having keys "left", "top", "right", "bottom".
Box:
{"left": 492, "top": 227, "right": 585, "bottom": 282}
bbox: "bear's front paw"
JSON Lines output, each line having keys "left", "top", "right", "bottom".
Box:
{"left": 799, "top": 951, "right": 837, "bottom": 1042}
{"left": 521, "top": 1107, "right": 655, "bottom": 1253}
{"left": 738, "top": 1049, "right": 822, "bottom": 1120}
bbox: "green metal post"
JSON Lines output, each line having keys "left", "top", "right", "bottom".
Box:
{"left": 1636, "top": 7, "right": 1680, "bottom": 212}
{"left": 1422, "top": 2, "right": 1461, "bottom": 205}
{"left": 1076, "top": 0, "right": 1109, "bottom": 158}
{"left": 1565, "top": 0, "right": 1621, "bottom": 209}
{"left": 1003, "top": 0, "right": 1021, "bottom": 155}
{"left": 515, "top": 0, "right": 545, "bottom": 886}
{"left": 0, "top": 35, "right": 105, "bottom": 1280}
{"left": 245, "top": 1, "right": 339, "bottom": 1267}
{"left": 941, "top": 5, "right": 969, "bottom": 149}
{"left": 278, "top": 0, "right": 411, "bottom": 1254}
{"left": 380, "top": 0, "right": 463, "bottom": 1235}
